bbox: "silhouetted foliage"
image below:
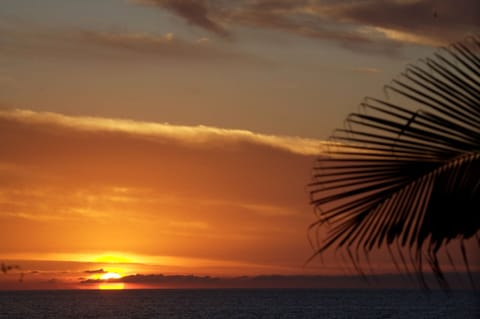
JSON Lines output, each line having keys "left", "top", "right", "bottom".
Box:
{"left": 309, "top": 35, "right": 480, "bottom": 289}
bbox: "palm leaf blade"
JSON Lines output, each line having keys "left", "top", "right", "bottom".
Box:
{"left": 309, "top": 36, "right": 480, "bottom": 288}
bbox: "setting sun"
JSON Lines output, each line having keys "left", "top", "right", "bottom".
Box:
{"left": 100, "top": 272, "right": 122, "bottom": 280}
{"left": 97, "top": 272, "right": 124, "bottom": 290}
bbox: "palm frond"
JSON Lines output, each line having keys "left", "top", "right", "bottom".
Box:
{"left": 309, "top": 35, "right": 480, "bottom": 288}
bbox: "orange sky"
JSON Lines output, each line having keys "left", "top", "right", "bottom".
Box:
{"left": 0, "top": 109, "right": 322, "bottom": 289}
{"left": 0, "top": 109, "right": 478, "bottom": 290}
{"left": 0, "top": 0, "right": 479, "bottom": 290}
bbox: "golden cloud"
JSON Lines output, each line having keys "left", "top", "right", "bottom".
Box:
{"left": 0, "top": 109, "right": 326, "bottom": 156}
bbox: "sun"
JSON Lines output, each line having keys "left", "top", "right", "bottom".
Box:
{"left": 97, "top": 272, "right": 125, "bottom": 290}
{"left": 100, "top": 272, "right": 122, "bottom": 280}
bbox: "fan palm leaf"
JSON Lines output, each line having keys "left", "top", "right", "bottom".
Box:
{"left": 309, "top": 36, "right": 480, "bottom": 289}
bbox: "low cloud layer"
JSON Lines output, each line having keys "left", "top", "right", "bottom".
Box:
{"left": 80, "top": 272, "right": 480, "bottom": 289}
{"left": 83, "top": 268, "right": 107, "bottom": 274}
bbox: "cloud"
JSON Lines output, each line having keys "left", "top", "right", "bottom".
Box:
{"left": 352, "top": 66, "right": 381, "bottom": 74}
{"left": 0, "top": 25, "right": 266, "bottom": 65}
{"left": 81, "top": 30, "right": 262, "bottom": 63}
{"left": 134, "top": 0, "right": 479, "bottom": 54}
{"left": 83, "top": 268, "right": 107, "bottom": 274}
{"left": 135, "top": 0, "right": 389, "bottom": 53}
{"left": 137, "top": 0, "right": 229, "bottom": 37}
{"left": 0, "top": 109, "right": 325, "bottom": 156}
{"left": 81, "top": 273, "right": 220, "bottom": 285}
{"left": 79, "top": 272, "right": 480, "bottom": 289}
{"left": 328, "top": 0, "right": 480, "bottom": 45}
{"left": 247, "top": 0, "right": 479, "bottom": 46}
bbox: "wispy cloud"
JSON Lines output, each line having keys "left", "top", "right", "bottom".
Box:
{"left": 0, "top": 26, "right": 266, "bottom": 64}
{"left": 325, "top": 0, "right": 480, "bottom": 45}
{"left": 137, "top": 0, "right": 229, "bottom": 37}
{"left": 0, "top": 109, "right": 325, "bottom": 156}
{"left": 81, "top": 30, "right": 263, "bottom": 63}
{"left": 352, "top": 66, "right": 381, "bottom": 74}
{"left": 134, "top": 0, "right": 479, "bottom": 54}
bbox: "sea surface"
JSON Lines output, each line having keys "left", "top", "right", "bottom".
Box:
{"left": 0, "top": 289, "right": 478, "bottom": 319}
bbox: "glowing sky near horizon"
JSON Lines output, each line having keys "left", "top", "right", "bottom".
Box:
{"left": 0, "top": 0, "right": 478, "bottom": 289}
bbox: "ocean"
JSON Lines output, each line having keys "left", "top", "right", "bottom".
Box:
{"left": 0, "top": 289, "right": 478, "bottom": 318}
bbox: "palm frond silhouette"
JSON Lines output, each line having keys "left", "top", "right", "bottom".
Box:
{"left": 309, "top": 36, "right": 480, "bottom": 289}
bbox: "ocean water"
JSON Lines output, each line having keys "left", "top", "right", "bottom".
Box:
{"left": 0, "top": 289, "right": 478, "bottom": 319}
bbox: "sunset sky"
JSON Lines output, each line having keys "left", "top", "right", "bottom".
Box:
{"left": 0, "top": 0, "right": 479, "bottom": 290}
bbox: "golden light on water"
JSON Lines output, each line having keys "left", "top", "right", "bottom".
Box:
{"left": 98, "top": 282, "right": 125, "bottom": 290}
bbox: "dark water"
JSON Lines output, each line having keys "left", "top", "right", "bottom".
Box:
{"left": 0, "top": 289, "right": 478, "bottom": 319}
